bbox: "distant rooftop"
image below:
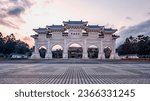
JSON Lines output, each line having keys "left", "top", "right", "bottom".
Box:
{"left": 47, "top": 25, "right": 64, "bottom": 29}
{"left": 104, "top": 28, "right": 117, "bottom": 31}
{"left": 63, "top": 20, "right": 88, "bottom": 25}
{"left": 87, "top": 25, "right": 104, "bottom": 28}
{"left": 33, "top": 28, "right": 48, "bottom": 33}
{"left": 103, "top": 28, "right": 117, "bottom": 33}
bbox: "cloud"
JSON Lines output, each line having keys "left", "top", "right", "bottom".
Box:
{"left": 0, "top": 20, "right": 19, "bottom": 29}
{"left": 23, "top": 36, "right": 32, "bottom": 41}
{"left": 116, "top": 19, "right": 150, "bottom": 47}
{"left": 7, "top": 6, "right": 25, "bottom": 16}
{"left": 9, "top": 0, "right": 18, "bottom": 3}
{"left": 11, "top": 33, "right": 34, "bottom": 47}
{"left": 119, "top": 26, "right": 126, "bottom": 31}
{"left": 9, "top": 0, "right": 32, "bottom": 8}
{"left": 126, "top": 16, "right": 132, "bottom": 20}
{"left": 147, "top": 12, "right": 150, "bottom": 15}
{"left": 43, "top": 0, "right": 53, "bottom": 4}
{"left": 0, "top": 0, "right": 32, "bottom": 29}
{"left": 23, "top": 36, "right": 34, "bottom": 48}
{"left": 105, "top": 23, "right": 115, "bottom": 28}
{"left": 0, "top": 13, "right": 7, "bottom": 18}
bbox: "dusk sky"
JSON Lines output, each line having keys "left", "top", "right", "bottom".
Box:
{"left": 0, "top": 0, "right": 150, "bottom": 47}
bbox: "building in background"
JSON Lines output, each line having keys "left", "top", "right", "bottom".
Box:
{"left": 31, "top": 20, "right": 119, "bottom": 59}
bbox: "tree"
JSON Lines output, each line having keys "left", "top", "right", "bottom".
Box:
{"left": 3, "top": 34, "right": 17, "bottom": 55}
{"left": 104, "top": 47, "right": 112, "bottom": 58}
{"left": 117, "top": 35, "right": 150, "bottom": 58}
{"left": 0, "top": 32, "right": 4, "bottom": 53}
{"left": 15, "top": 40, "right": 30, "bottom": 54}
{"left": 117, "top": 37, "right": 138, "bottom": 55}
{"left": 137, "top": 35, "right": 150, "bottom": 57}
{"left": 0, "top": 32, "right": 31, "bottom": 58}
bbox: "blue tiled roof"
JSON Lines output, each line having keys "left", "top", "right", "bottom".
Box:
{"left": 33, "top": 28, "right": 48, "bottom": 33}
{"left": 104, "top": 28, "right": 117, "bottom": 31}
{"left": 87, "top": 25, "right": 104, "bottom": 28}
{"left": 46, "top": 25, "right": 64, "bottom": 29}
{"left": 63, "top": 20, "right": 88, "bottom": 25}
{"left": 38, "top": 28, "right": 47, "bottom": 30}
{"left": 103, "top": 28, "right": 117, "bottom": 33}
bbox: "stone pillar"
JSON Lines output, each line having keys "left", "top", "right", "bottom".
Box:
{"left": 83, "top": 38, "right": 88, "bottom": 59}
{"left": 31, "top": 39, "right": 41, "bottom": 59}
{"left": 63, "top": 38, "right": 68, "bottom": 59}
{"left": 98, "top": 39, "right": 102, "bottom": 59}
{"left": 109, "top": 40, "right": 115, "bottom": 59}
{"left": 112, "top": 39, "right": 120, "bottom": 59}
{"left": 113, "top": 40, "right": 116, "bottom": 59}
{"left": 34, "top": 39, "right": 38, "bottom": 53}
{"left": 63, "top": 52, "right": 68, "bottom": 59}
{"left": 100, "top": 39, "right": 105, "bottom": 59}
{"left": 45, "top": 40, "right": 52, "bottom": 59}
{"left": 98, "top": 53, "right": 101, "bottom": 59}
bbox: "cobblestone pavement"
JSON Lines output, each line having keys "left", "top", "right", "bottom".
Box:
{"left": 0, "top": 63, "right": 150, "bottom": 84}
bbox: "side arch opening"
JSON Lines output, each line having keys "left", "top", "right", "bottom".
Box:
{"left": 39, "top": 46, "right": 47, "bottom": 58}
{"left": 104, "top": 47, "right": 112, "bottom": 59}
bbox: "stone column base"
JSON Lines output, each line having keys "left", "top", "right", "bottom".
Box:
{"left": 82, "top": 53, "right": 88, "bottom": 59}
{"left": 101, "top": 54, "right": 105, "bottom": 59}
{"left": 30, "top": 53, "right": 41, "bottom": 59}
{"left": 110, "top": 54, "right": 115, "bottom": 59}
{"left": 114, "top": 53, "right": 121, "bottom": 59}
{"left": 98, "top": 53, "right": 105, "bottom": 59}
{"left": 63, "top": 53, "right": 68, "bottom": 59}
{"left": 110, "top": 53, "right": 120, "bottom": 59}
{"left": 45, "top": 52, "right": 52, "bottom": 59}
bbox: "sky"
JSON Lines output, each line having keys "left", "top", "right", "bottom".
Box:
{"left": 0, "top": 0, "right": 150, "bottom": 47}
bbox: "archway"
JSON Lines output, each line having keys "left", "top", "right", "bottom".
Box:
{"left": 39, "top": 46, "right": 47, "bottom": 58}
{"left": 52, "top": 45, "right": 63, "bottom": 58}
{"left": 68, "top": 43, "right": 83, "bottom": 58}
{"left": 104, "top": 47, "right": 112, "bottom": 59}
{"left": 88, "top": 45, "right": 99, "bottom": 59}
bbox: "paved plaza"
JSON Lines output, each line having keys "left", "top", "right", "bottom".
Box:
{"left": 0, "top": 60, "right": 150, "bottom": 84}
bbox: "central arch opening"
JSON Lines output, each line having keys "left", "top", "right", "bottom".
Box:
{"left": 88, "top": 45, "right": 99, "bottom": 59}
{"left": 52, "top": 45, "right": 63, "bottom": 58}
{"left": 68, "top": 43, "right": 83, "bottom": 58}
